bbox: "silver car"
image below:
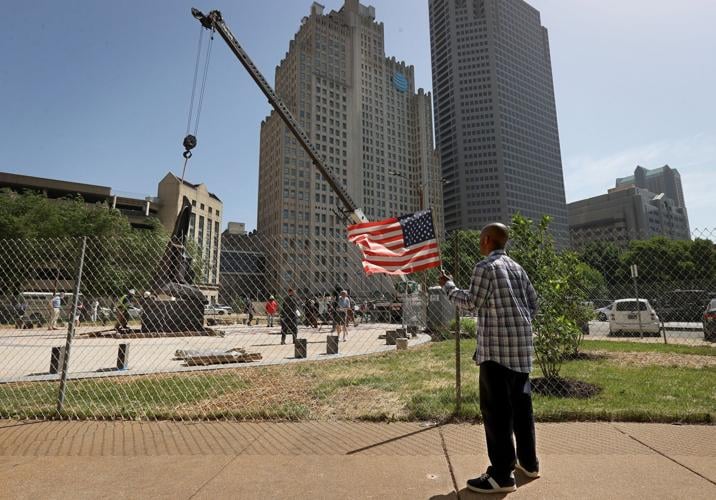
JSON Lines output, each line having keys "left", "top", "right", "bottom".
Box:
{"left": 595, "top": 302, "right": 613, "bottom": 322}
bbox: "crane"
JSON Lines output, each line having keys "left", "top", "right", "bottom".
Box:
{"left": 190, "top": 8, "right": 368, "bottom": 225}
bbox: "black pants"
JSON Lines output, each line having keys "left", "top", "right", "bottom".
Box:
{"left": 479, "top": 360, "right": 538, "bottom": 481}
{"left": 281, "top": 319, "right": 297, "bottom": 344}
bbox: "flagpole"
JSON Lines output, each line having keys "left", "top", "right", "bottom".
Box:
{"left": 429, "top": 205, "right": 446, "bottom": 274}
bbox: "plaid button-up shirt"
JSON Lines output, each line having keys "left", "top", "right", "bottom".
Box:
{"left": 443, "top": 249, "right": 538, "bottom": 373}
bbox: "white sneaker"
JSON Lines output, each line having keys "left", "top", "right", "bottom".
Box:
{"left": 516, "top": 462, "right": 540, "bottom": 478}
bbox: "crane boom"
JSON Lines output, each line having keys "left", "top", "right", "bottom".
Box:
{"left": 191, "top": 8, "right": 367, "bottom": 224}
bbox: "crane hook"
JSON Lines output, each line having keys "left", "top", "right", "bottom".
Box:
{"left": 182, "top": 134, "right": 197, "bottom": 159}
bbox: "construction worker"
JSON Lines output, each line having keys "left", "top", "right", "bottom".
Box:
{"left": 114, "top": 289, "right": 135, "bottom": 333}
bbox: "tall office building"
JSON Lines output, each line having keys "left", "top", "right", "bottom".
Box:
{"left": 568, "top": 186, "right": 690, "bottom": 249}
{"left": 616, "top": 165, "right": 687, "bottom": 210}
{"left": 257, "top": 0, "right": 443, "bottom": 295}
{"left": 429, "top": 0, "right": 568, "bottom": 244}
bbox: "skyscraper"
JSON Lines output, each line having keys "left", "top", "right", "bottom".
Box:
{"left": 429, "top": 0, "right": 568, "bottom": 243}
{"left": 616, "top": 165, "right": 687, "bottom": 211}
{"left": 257, "top": 1, "right": 442, "bottom": 295}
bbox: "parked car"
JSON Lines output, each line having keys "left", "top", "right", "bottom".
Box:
{"left": 99, "top": 305, "right": 142, "bottom": 321}
{"left": 703, "top": 299, "right": 716, "bottom": 342}
{"left": 609, "top": 299, "right": 660, "bottom": 336}
{"left": 215, "top": 304, "right": 234, "bottom": 315}
{"left": 128, "top": 306, "right": 142, "bottom": 319}
{"left": 654, "top": 290, "right": 715, "bottom": 323}
{"left": 595, "top": 302, "right": 614, "bottom": 322}
{"left": 204, "top": 304, "right": 228, "bottom": 316}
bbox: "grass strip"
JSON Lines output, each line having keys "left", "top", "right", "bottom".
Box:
{"left": 0, "top": 340, "right": 713, "bottom": 423}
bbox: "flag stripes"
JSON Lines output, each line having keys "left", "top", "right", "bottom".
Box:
{"left": 347, "top": 210, "right": 441, "bottom": 275}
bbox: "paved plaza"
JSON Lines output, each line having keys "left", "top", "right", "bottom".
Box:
{"left": 0, "top": 322, "right": 430, "bottom": 383}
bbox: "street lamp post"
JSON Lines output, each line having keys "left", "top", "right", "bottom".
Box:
{"left": 389, "top": 170, "right": 424, "bottom": 211}
{"left": 389, "top": 170, "right": 440, "bottom": 327}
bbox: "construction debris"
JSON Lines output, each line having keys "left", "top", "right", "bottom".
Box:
{"left": 81, "top": 328, "right": 223, "bottom": 339}
{"left": 175, "top": 347, "right": 262, "bottom": 366}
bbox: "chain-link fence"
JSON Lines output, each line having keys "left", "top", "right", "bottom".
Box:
{"left": 0, "top": 225, "right": 714, "bottom": 422}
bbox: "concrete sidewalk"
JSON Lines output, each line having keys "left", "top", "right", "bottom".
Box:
{"left": 0, "top": 420, "right": 714, "bottom": 499}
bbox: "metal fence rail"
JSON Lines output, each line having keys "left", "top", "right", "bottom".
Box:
{"left": 0, "top": 226, "right": 714, "bottom": 421}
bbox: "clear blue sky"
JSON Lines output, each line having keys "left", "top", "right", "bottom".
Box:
{"left": 2, "top": 0, "right": 714, "bottom": 233}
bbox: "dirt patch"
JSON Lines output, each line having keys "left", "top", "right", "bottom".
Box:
{"left": 532, "top": 377, "right": 602, "bottom": 399}
{"left": 317, "top": 386, "right": 407, "bottom": 420}
{"left": 563, "top": 351, "right": 608, "bottom": 361}
{"left": 176, "top": 368, "right": 320, "bottom": 418}
{"left": 599, "top": 350, "right": 716, "bottom": 369}
{"left": 318, "top": 366, "right": 387, "bottom": 382}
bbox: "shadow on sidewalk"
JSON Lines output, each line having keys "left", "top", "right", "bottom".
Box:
{"left": 0, "top": 420, "right": 448, "bottom": 457}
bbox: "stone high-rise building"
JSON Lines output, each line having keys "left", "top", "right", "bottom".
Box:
{"left": 157, "top": 173, "right": 223, "bottom": 303}
{"left": 257, "top": 1, "right": 442, "bottom": 295}
{"left": 429, "top": 0, "right": 568, "bottom": 244}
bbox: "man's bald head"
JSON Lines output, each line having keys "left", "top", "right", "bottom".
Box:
{"left": 480, "top": 223, "right": 509, "bottom": 253}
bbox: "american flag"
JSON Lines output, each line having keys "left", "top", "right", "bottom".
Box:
{"left": 347, "top": 210, "right": 441, "bottom": 275}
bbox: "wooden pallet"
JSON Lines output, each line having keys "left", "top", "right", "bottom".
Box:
{"left": 177, "top": 347, "right": 262, "bottom": 366}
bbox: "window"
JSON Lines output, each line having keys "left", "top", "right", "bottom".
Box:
{"left": 197, "top": 216, "right": 205, "bottom": 253}
{"left": 615, "top": 301, "right": 647, "bottom": 312}
{"left": 188, "top": 213, "right": 196, "bottom": 237}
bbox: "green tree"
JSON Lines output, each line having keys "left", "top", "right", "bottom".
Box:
{"left": 0, "top": 190, "right": 137, "bottom": 239}
{"left": 509, "top": 214, "right": 593, "bottom": 379}
{"left": 690, "top": 239, "right": 716, "bottom": 280}
{"left": 437, "top": 230, "right": 483, "bottom": 286}
{"left": 575, "top": 262, "right": 609, "bottom": 300}
{"left": 0, "top": 190, "right": 167, "bottom": 297}
{"left": 579, "top": 241, "right": 626, "bottom": 286}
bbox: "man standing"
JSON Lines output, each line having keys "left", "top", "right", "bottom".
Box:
{"left": 49, "top": 293, "right": 62, "bottom": 330}
{"left": 304, "top": 297, "right": 318, "bottom": 328}
{"left": 440, "top": 223, "right": 539, "bottom": 494}
{"left": 280, "top": 288, "right": 300, "bottom": 345}
{"left": 115, "top": 289, "right": 135, "bottom": 333}
{"left": 15, "top": 298, "right": 27, "bottom": 329}
{"left": 244, "top": 298, "right": 255, "bottom": 326}
{"left": 265, "top": 296, "right": 278, "bottom": 327}
{"left": 91, "top": 299, "right": 99, "bottom": 323}
{"left": 337, "top": 290, "right": 351, "bottom": 342}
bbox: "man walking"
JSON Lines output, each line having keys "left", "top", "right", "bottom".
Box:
{"left": 244, "top": 297, "right": 255, "bottom": 326}
{"left": 440, "top": 223, "right": 539, "bottom": 494}
{"left": 280, "top": 288, "right": 300, "bottom": 345}
{"left": 49, "top": 293, "right": 62, "bottom": 330}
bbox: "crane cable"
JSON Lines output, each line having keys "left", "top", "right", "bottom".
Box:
{"left": 180, "top": 24, "right": 214, "bottom": 183}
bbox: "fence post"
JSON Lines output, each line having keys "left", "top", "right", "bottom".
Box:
{"left": 454, "top": 231, "right": 462, "bottom": 416}
{"left": 56, "top": 237, "right": 87, "bottom": 416}
{"left": 630, "top": 264, "right": 644, "bottom": 339}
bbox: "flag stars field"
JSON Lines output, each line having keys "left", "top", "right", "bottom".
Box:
{"left": 347, "top": 210, "right": 441, "bottom": 275}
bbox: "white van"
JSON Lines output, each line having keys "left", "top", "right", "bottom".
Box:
{"left": 608, "top": 298, "right": 660, "bottom": 336}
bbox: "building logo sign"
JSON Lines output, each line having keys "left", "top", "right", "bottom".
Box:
{"left": 392, "top": 72, "right": 408, "bottom": 92}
